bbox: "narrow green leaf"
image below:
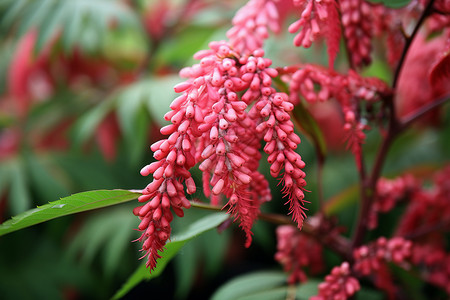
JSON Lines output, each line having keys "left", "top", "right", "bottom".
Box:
{"left": 211, "top": 271, "right": 287, "bottom": 300}
{"left": 61, "top": 2, "right": 82, "bottom": 52}
{"left": 35, "top": 1, "right": 68, "bottom": 51}
{"left": 292, "top": 101, "right": 327, "bottom": 159}
{"left": 8, "top": 159, "right": 31, "bottom": 215}
{"left": 174, "top": 238, "right": 198, "bottom": 298}
{"left": 18, "top": 0, "right": 56, "bottom": 36}
{"left": 112, "top": 212, "right": 229, "bottom": 300}
{"left": 71, "top": 99, "right": 115, "bottom": 146}
{"left": 116, "top": 82, "right": 150, "bottom": 163}
{"left": 238, "top": 287, "right": 288, "bottom": 300}
{"left": 25, "top": 154, "right": 69, "bottom": 202}
{"left": 295, "top": 279, "right": 321, "bottom": 299}
{"left": 0, "top": 0, "right": 28, "bottom": 29}
{"left": 324, "top": 185, "right": 359, "bottom": 215}
{"left": 366, "top": 0, "right": 412, "bottom": 8}
{"left": 145, "top": 76, "right": 182, "bottom": 125}
{"left": 0, "top": 162, "right": 12, "bottom": 198}
{"left": 0, "top": 190, "right": 140, "bottom": 236}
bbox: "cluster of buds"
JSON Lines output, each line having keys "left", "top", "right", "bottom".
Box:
{"left": 396, "top": 165, "right": 450, "bottom": 236}
{"left": 138, "top": 40, "right": 307, "bottom": 269}
{"left": 311, "top": 262, "right": 360, "bottom": 300}
{"left": 339, "top": 0, "right": 373, "bottom": 67}
{"left": 369, "top": 174, "right": 417, "bottom": 229}
{"left": 353, "top": 237, "right": 412, "bottom": 297}
{"left": 353, "top": 237, "right": 412, "bottom": 276}
{"left": 410, "top": 243, "right": 450, "bottom": 294}
{"left": 274, "top": 225, "right": 324, "bottom": 283}
{"left": 285, "top": 64, "right": 390, "bottom": 166}
{"left": 227, "top": 0, "right": 281, "bottom": 55}
{"left": 289, "top": 0, "right": 340, "bottom": 66}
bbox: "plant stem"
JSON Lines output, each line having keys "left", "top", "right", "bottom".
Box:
{"left": 392, "top": 0, "right": 436, "bottom": 89}
{"left": 352, "top": 0, "right": 436, "bottom": 248}
{"left": 190, "top": 200, "right": 351, "bottom": 260}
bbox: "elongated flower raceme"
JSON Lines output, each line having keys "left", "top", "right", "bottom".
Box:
{"left": 289, "top": 0, "right": 341, "bottom": 68}
{"left": 137, "top": 41, "right": 307, "bottom": 271}
{"left": 227, "top": 0, "right": 281, "bottom": 55}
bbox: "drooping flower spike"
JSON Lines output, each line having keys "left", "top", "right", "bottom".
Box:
{"left": 137, "top": 40, "right": 307, "bottom": 270}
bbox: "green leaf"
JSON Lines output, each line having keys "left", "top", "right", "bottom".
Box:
{"left": 71, "top": 99, "right": 115, "bottom": 147}
{"left": 112, "top": 212, "right": 229, "bottom": 300}
{"left": 8, "top": 158, "right": 31, "bottom": 215}
{"left": 238, "top": 287, "right": 288, "bottom": 300}
{"left": 67, "top": 206, "right": 138, "bottom": 276}
{"left": 366, "top": 0, "right": 412, "bottom": 8}
{"left": 24, "top": 154, "right": 69, "bottom": 203}
{"left": 115, "top": 81, "right": 151, "bottom": 164}
{"left": 145, "top": 76, "right": 182, "bottom": 125}
{"left": 174, "top": 239, "right": 198, "bottom": 298}
{"left": 1, "top": 0, "right": 144, "bottom": 53}
{"left": 295, "top": 279, "right": 321, "bottom": 299}
{"left": 292, "top": 100, "right": 328, "bottom": 159}
{"left": 211, "top": 271, "right": 287, "bottom": 300}
{"left": 0, "top": 189, "right": 140, "bottom": 236}
{"left": 324, "top": 184, "right": 359, "bottom": 215}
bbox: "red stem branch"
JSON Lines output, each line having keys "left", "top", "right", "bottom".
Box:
{"left": 351, "top": 0, "right": 436, "bottom": 248}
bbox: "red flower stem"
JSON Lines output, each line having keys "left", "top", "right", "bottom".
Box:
{"left": 392, "top": 0, "right": 436, "bottom": 89}
{"left": 190, "top": 201, "right": 351, "bottom": 260}
{"left": 403, "top": 219, "right": 450, "bottom": 241}
{"left": 351, "top": 0, "right": 436, "bottom": 249}
{"left": 352, "top": 95, "right": 450, "bottom": 248}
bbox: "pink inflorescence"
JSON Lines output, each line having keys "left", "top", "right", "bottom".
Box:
{"left": 289, "top": 0, "right": 340, "bottom": 67}
{"left": 311, "top": 262, "right": 360, "bottom": 300}
{"left": 411, "top": 243, "right": 450, "bottom": 294}
{"left": 137, "top": 41, "right": 307, "bottom": 270}
{"left": 339, "top": 0, "right": 373, "bottom": 67}
{"left": 274, "top": 225, "right": 324, "bottom": 283}
{"left": 353, "top": 237, "right": 412, "bottom": 298}
{"left": 369, "top": 175, "right": 417, "bottom": 229}
{"left": 286, "top": 64, "right": 390, "bottom": 169}
{"left": 227, "top": 0, "right": 281, "bottom": 55}
{"left": 353, "top": 237, "right": 412, "bottom": 276}
{"left": 396, "top": 165, "right": 450, "bottom": 237}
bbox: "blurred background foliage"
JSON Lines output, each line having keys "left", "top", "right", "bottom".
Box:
{"left": 0, "top": 0, "right": 448, "bottom": 299}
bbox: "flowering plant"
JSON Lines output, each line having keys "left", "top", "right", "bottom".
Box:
{"left": 0, "top": 0, "right": 449, "bottom": 299}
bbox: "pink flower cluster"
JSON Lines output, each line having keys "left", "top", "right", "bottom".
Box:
{"left": 288, "top": 0, "right": 340, "bottom": 67}
{"left": 411, "top": 243, "right": 450, "bottom": 294}
{"left": 285, "top": 64, "right": 390, "bottom": 168}
{"left": 353, "top": 237, "right": 412, "bottom": 276}
{"left": 227, "top": 0, "right": 281, "bottom": 54}
{"left": 369, "top": 174, "right": 417, "bottom": 229}
{"left": 396, "top": 165, "right": 450, "bottom": 237}
{"left": 138, "top": 40, "right": 307, "bottom": 270}
{"left": 274, "top": 225, "right": 324, "bottom": 283}
{"left": 311, "top": 262, "right": 360, "bottom": 300}
{"left": 339, "top": 0, "right": 373, "bottom": 67}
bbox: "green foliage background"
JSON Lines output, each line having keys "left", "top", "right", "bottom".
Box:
{"left": 0, "top": 0, "right": 448, "bottom": 299}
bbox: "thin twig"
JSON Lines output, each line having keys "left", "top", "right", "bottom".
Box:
{"left": 352, "top": 0, "right": 436, "bottom": 248}
{"left": 190, "top": 201, "right": 352, "bottom": 260}
{"left": 392, "top": 0, "right": 436, "bottom": 89}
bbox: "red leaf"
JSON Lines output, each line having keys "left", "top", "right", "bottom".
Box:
{"left": 429, "top": 48, "right": 450, "bottom": 88}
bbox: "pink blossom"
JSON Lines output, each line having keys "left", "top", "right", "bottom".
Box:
{"left": 227, "top": 0, "right": 281, "bottom": 54}
{"left": 311, "top": 262, "right": 360, "bottom": 300}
